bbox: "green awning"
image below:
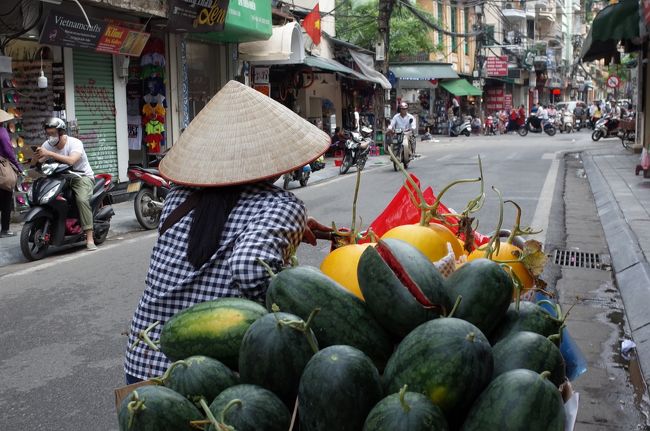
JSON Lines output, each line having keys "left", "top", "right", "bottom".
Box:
{"left": 439, "top": 78, "right": 482, "bottom": 96}
{"left": 580, "top": 0, "right": 640, "bottom": 62}
{"left": 390, "top": 63, "right": 459, "bottom": 80}
{"left": 192, "top": 0, "right": 272, "bottom": 43}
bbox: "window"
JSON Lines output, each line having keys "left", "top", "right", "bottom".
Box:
{"left": 527, "top": 19, "right": 535, "bottom": 39}
{"left": 450, "top": 5, "right": 457, "bottom": 51}
{"left": 464, "top": 8, "right": 470, "bottom": 55}
{"left": 437, "top": 1, "right": 444, "bottom": 45}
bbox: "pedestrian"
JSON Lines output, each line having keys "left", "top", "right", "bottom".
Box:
{"left": 517, "top": 104, "right": 526, "bottom": 127}
{"left": 452, "top": 97, "right": 460, "bottom": 117}
{"left": 0, "top": 109, "right": 22, "bottom": 238}
{"left": 35, "top": 118, "right": 97, "bottom": 250}
{"left": 124, "top": 81, "right": 332, "bottom": 383}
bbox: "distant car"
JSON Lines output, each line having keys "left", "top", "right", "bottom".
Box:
{"left": 555, "top": 101, "right": 587, "bottom": 113}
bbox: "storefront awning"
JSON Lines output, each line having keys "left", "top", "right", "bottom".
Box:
{"left": 304, "top": 55, "right": 390, "bottom": 87}
{"left": 239, "top": 22, "right": 304, "bottom": 64}
{"left": 439, "top": 78, "right": 482, "bottom": 96}
{"left": 580, "top": 0, "right": 640, "bottom": 62}
{"left": 390, "top": 63, "right": 459, "bottom": 80}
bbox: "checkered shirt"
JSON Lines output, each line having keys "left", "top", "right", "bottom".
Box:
{"left": 124, "top": 182, "right": 307, "bottom": 380}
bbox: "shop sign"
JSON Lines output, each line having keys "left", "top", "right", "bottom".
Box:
{"left": 168, "top": 0, "right": 230, "bottom": 33}
{"left": 486, "top": 56, "right": 508, "bottom": 77}
{"left": 484, "top": 87, "right": 506, "bottom": 111}
{"left": 504, "top": 94, "right": 513, "bottom": 110}
{"left": 254, "top": 67, "right": 270, "bottom": 84}
{"left": 254, "top": 84, "right": 270, "bottom": 97}
{"left": 39, "top": 11, "right": 149, "bottom": 56}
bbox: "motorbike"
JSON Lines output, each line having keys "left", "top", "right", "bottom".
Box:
{"left": 283, "top": 164, "right": 311, "bottom": 189}
{"left": 20, "top": 161, "right": 115, "bottom": 261}
{"left": 391, "top": 120, "right": 415, "bottom": 171}
{"left": 450, "top": 116, "right": 471, "bottom": 137}
{"left": 484, "top": 116, "right": 497, "bottom": 136}
{"left": 517, "top": 116, "right": 557, "bottom": 136}
{"left": 340, "top": 130, "right": 371, "bottom": 174}
{"left": 574, "top": 117, "right": 582, "bottom": 131}
{"left": 591, "top": 114, "right": 619, "bottom": 141}
{"left": 127, "top": 164, "right": 171, "bottom": 230}
{"left": 560, "top": 111, "right": 573, "bottom": 133}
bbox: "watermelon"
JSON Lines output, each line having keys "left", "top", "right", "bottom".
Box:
{"left": 299, "top": 345, "right": 383, "bottom": 431}
{"left": 206, "top": 384, "right": 290, "bottom": 431}
{"left": 460, "top": 369, "right": 566, "bottom": 431}
{"left": 357, "top": 238, "right": 451, "bottom": 338}
{"left": 445, "top": 258, "right": 514, "bottom": 337}
{"left": 490, "top": 300, "right": 564, "bottom": 343}
{"left": 363, "top": 385, "right": 449, "bottom": 431}
{"left": 382, "top": 318, "right": 493, "bottom": 425}
{"left": 159, "top": 297, "right": 267, "bottom": 369}
{"left": 492, "top": 331, "right": 567, "bottom": 387}
{"left": 265, "top": 265, "right": 394, "bottom": 368}
{"left": 118, "top": 385, "right": 202, "bottom": 431}
{"left": 154, "top": 356, "right": 239, "bottom": 403}
{"left": 238, "top": 311, "right": 318, "bottom": 407}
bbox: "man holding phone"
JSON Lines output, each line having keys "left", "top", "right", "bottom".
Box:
{"left": 35, "top": 117, "right": 97, "bottom": 250}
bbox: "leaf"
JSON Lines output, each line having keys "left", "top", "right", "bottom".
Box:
{"left": 521, "top": 239, "right": 547, "bottom": 277}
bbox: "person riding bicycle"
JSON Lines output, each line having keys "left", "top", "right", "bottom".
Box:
{"left": 387, "top": 102, "right": 417, "bottom": 156}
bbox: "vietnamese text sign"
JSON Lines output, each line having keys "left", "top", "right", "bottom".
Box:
{"left": 484, "top": 87, "right": 505, "bottom": 111}
{"left": 96, "top": 25, "right": 150, "bottom": 56}
{"left": 504, "top": 94, "right": 513, "bottom": 110}
{"left": 486, "top": 56, "right": 508, "bottom": 77}
{"left": 168, "top": 0, "right": 230, "bottom": 33}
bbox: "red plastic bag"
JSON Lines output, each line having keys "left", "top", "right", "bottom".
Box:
{"left": 366, "top": 174, "right": 489, "bottom": 246}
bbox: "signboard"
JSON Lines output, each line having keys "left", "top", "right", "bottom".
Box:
{"left": 253, "top": 84, "right": 270, "bottom": 97}
{"left": 254, "top": 67, "right": 270, "bottom": 84}
{"left": 504, "top": 94, "right": 513, "bottom": 110}
{"left": 643, "top": 0, "right": 650, "bottom": 27}
{"left": 606, "top": 75, "right": 621, "bottom": 88}
{"left": 486, "top": 56, "right": 508, "bottom": 77}
{"left": 39, "top": 11, "right": 149, "bottom": 56}
{"left": 484, "top": 87, "right": 506, "bottom": 111}
{"left": 168, "top": 0, "right": 230, "bottom": 33}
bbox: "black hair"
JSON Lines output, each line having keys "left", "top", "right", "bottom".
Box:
{"left": 187, "top": 186, "right": 242, "bottom": 269}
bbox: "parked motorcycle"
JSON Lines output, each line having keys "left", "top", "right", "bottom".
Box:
{"left": 340, "top": 130, "right": 371, "bottom": 174}
{"left": 450, "top": 116, "right": 471, "bottom": 137}
{"left": 517, "top": 116, "right": 557, "bottom": 136}
{"left": 20, "top": 161, "right": 115, "bottom": 261}
{"left": 484, "top": 115, "right": 497, "bottom": 136}
{"left": 127, "top": 164, "right": 171, "bottom": 230}
{"left": 283, "top": 165, "right": 311, "bottom": 189}
{"left": 391, "top": 121, "right": 415, "bottom": 171}
{"left": 574, "top": 117, "right": 582, "bottom": 131}
{"left": 560, "top": 110, "right": 573, "bottom": 133}
{"left": 591, "top": 114, "right": 619, "bottom": 141}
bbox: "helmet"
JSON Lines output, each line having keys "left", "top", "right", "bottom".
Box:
{"left": 43, "top": 117, "right": 66, "bottom": 131}
{"left": 399, "top": 102, "right": 408, "bottom": 110}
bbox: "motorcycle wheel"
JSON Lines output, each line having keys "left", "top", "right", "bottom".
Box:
{"left": 517, "top": 127, "right": 528, "bottom": 137}
{"left": 591, "top": 130, "right": 603, "bottom": 142}
{"left": 340, "top": 152, "right": 353, "bottom": 174}
{"left": 546, "top": 127, "right": 557, "bottom": 137}
{"left": 20, "top": 218, "right": 50, "bottom": 261}
{"left": 462, "top": 129, "right": 470, "bottom": 137}
{"left": 134, "top": 187, "right": 162, "bottom": 230}
{"left": 357, "top": 157, "right": 367, "bottom": 171}
{"left": 299, "top": 172, "right": 310, "bottom": 187}
{"left": 283, "top": 174, "right": 291, "bottom": 190}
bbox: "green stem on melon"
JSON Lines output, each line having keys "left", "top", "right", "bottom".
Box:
{"left": 130, "top": 321, "right": 161, "bottom": 351}
{"left": 189, "top": 419, "right": 212, "bottom": 429}
{"left": 350, "top": 168, "right": 362, "bottom": 235}
{"left": 198, "top": 397, "right": 234, "bottom": 431}
{"left": 398, "top": 385, "right": 411, "bottom": 413}
{"left": 504, "top": 200, "right": 542, "bottom": 243}
{"left": 280, "top": 308, "right": 320, "bottom": 354}
{"left": 547, "top": 333, "right": 561, "bottom": 346}
{"left": 466, "top": 332, "right": 476, "bottom": 342}
{"left": 479, "top": 187, "right": 505, "bottom": 260}
{"left": 447, "top": 295, "right": 462, "bottom": 318}
{"left": 126, "top": 391, "right": 145, "bottom": 430}
{"left": 500, "top": 264, "right": 522, "bottom": 310}
{"left": 289, "top": 397, "right": 299, "bottom": 431}
{"left": 153, "top": 359, "right": 188, "bottom": 385}
{"left": 540, "top": 370, "right": 552, "bottom": 380}
{"left": 257, "top": 259, "right": 276, "bottom": 277}
{"left": 219, "top": 399, "right": 243, "bottom": 426}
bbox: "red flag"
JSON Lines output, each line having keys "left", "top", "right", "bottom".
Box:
{"left": 302, "top": 3, "right": 321, "bottom": 45}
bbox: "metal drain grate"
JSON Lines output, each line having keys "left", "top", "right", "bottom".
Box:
{"left": 553, "top": 249, "right": 602, "bottom": 269}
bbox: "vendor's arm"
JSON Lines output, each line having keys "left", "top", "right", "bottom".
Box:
{"left": 228, "top": 197, "right": 307, "bottom": 301}
{"left": 36, "top": 141, "right": 81, "bottom": 165}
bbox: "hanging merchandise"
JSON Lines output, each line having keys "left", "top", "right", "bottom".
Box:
{"left": 140, "top": 37, "right": 167, "bottom": 154}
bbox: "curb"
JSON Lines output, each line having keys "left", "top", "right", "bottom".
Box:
{"left": 582, "top": 151, "right": 650, "bottom": 383}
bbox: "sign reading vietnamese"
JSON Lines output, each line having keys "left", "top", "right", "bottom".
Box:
{"left": 40, "top": 11, "right": 149, "bottom": 56}
{"left": 486, "top": 56, "right": 508, "bottom": 77}
{"left": 484, "top": 87, "right": 506, "bottom": 111}
{"left": 168, "top": 0, "right": 231, "bottom": 33}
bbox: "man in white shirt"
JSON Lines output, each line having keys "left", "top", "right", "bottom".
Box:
{"left": 35, "top": 117, "right": 98, "bottom": 250}
{"left": 610, "top": 100, "right": 621, "bottom": 119}
{"left": 387, "top": 102, "right": 417, "bottom": 156}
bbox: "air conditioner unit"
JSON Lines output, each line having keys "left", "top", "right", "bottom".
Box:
{"left": 505, "top": 2, "right": 514, "bottom": 8}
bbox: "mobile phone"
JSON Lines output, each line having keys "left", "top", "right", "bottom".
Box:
{"left": 31, "top": 146, "right": 38, "bottom": 152}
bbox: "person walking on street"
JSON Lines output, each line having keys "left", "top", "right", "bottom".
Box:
{"left": 0, "top": 109, "right": 22, "bottom": 238}
{"left": 124, "top": 81, "right": 332, "bottom": 383}
{"left": 35, "top": 118, "right": 97, "bottom": 250}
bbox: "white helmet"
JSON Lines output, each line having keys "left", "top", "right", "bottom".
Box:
{"left": 43, "top": 117, "right": 66, "bottom": 131}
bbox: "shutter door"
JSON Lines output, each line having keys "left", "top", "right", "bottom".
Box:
{"left": 73, "top": 50, "right": 118, "bottom": 177}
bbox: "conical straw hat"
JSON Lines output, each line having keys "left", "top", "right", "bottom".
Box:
{"left": 160, "top": 80, "right": 331, "bottom": 186}
{"left": 0, "top": 109, "right": 14, "bottom": 123}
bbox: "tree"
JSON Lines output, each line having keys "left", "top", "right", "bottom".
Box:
{"left": 335, "top": 0, "right": 438, "bottom": 60}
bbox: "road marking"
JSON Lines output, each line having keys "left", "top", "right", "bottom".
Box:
{"left": 531, "top": 151, "right": 561, "bottom": 246}
{"left": 0, "top": 232, "right": 157, "bottom": 279}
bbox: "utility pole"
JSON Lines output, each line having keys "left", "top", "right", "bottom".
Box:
{"left": 377, "top": 0, "right": 395, "bottom": 148}
{"left": 473, "top": 4, "right": 485, "bottom": 122}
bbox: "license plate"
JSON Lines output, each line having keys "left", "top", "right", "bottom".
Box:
{"left": 127, "top": 182, "right": 141, "bottom": 193}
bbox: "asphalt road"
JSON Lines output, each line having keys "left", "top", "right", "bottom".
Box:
{"left": 0, "top": 130, "right": 613, "bottom": 429}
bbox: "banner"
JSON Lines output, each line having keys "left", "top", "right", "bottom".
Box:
{"left": 486, "top": 56, "right": 508, "bottom": 77}
{"left": 168, "top": 0, "right": 230, "bottom": 33}
{"left": 39, "top": 11, "right": 149, "bottom": 57}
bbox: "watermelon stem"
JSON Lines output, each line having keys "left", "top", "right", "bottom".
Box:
{"left": 504, "top": 200, "right": 542, "bottom": 243}
{"left": 540, "top": 370, "right": 552, "bottom": 380}
{"left": 198, "top": 397, "right": 234, "bottom": 431}
{"left": 398, "top": 385, "right": 411, "bottom": 413}
{"left": 219, "top": 399, "right": 243, "bottom": 427}
{"left": 447, "top": 295, "right": 462, "bottom": 318}
{"left": 153, "top": 359, "right": 188, "bottom": 386}
{"left": 130, "top": 321, "right": 161, "bottom": 352}
{"left": 126, "top": 390, "right": 145, "bottom": 430}
{"left": 289, "top": 398, "right": 299, "bottom": 431}
{"left": 257, "top": 258, "right": 276, "bottom": 277}
{"left": 278, "top": 308, "right": 321, "bottom": 354}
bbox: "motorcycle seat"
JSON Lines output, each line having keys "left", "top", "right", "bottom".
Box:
{"left": 93, "top": 178, "right": 106, "bottom": 193}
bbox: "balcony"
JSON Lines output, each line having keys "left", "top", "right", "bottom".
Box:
{"left": 502, "top": 7, "right": 527, "bottom": 22}
{"left": 537, "top": 5, "right": 556, "bottom": 21}
{"left": 555, "top": 0, "right": 565, "bottom": 13}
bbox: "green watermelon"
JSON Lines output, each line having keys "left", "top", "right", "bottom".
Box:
{"left": 299, "top": 345, "right": 384, "bottom": 431}
{"left": 118, "top": 385, "right": 202, "bottom": 431}
{"left": 460, "top": 369, "right": 566, "bottom": 431}
{"left": 490, "top": 301, "right": 564, "bottom": 343}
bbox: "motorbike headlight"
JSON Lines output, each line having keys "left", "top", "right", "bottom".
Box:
{"left": 40, "top": 185, "right": 60, "bottom": 204}
{"left": 26, "top": 186, "right": 33, "bottom": 204}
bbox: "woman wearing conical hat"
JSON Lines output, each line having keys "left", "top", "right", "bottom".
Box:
{"left": 124, "top": 81, "right": 331, "bottom": 383}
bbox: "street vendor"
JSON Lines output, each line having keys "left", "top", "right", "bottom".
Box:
{"left": 124, "top": 80, "right": 332, "bottom": 384}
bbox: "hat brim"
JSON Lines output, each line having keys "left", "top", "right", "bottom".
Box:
{"left": 0, "top": 110, "right": 14, "bottom": 123}
{"left": 159, "top": 80, "right": 331, "bottom": 186}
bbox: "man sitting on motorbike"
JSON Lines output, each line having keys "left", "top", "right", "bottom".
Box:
{"left": 35, "top": 117, "right": 97, "bottom": 250}
{"left": 387, "top": 102, "right": 417, "bottom": 156}
{"left": 609, "top": 100, "right": 621, "bottom": 128}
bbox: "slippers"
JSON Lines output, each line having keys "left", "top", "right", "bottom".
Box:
{"left": 86, "top": 243, "right": 98, "bottom": 251}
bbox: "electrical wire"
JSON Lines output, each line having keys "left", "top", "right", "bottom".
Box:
{"left": 398, "top": 0, "right": 485, "bottom": 38}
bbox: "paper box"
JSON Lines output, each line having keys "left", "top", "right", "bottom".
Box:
{"left": 114, "top": 380, "right": 154, "bottom": 412}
